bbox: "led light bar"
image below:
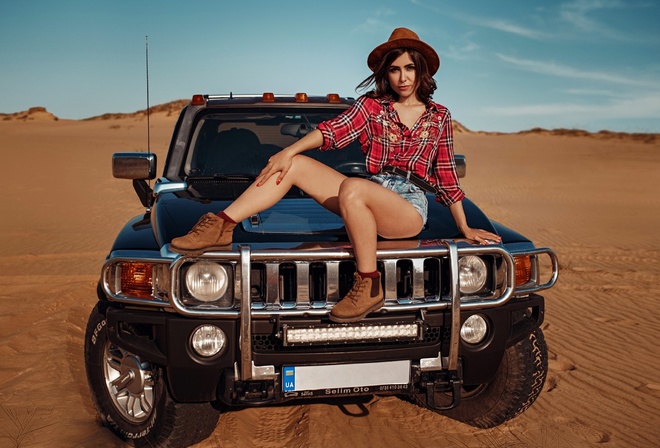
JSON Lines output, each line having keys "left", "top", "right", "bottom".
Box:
{"left": 283, "top": 323, "right": 421, "bottom": 346}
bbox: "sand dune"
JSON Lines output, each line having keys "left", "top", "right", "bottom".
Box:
{"left": 1, "top": 106, "right": 659, "bottom": 447}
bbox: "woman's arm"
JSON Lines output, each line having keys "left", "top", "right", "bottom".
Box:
{"left": 256, "top": 129, "right": 324, "bottom": 186}
{"left": 257, "top": 96, "right": 373, "bottom": 186}
{"left": 431, "top": 109, "right": 466, "bottom": 206}
{"left": 449, "top": 201, "right": 502, "bottom": 245}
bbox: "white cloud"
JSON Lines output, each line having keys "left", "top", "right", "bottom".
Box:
{"left": 352, "top": 8, "right": 399, "bottom": 34}
{"left": 559, "top": 0, "right": 637, "bottom": 41}
{"left": 464, "top": 17, "right": 548, "bottom": 40}
{"left": 482, "top": 91, "right": 660, "bottom": 120}
{"left": 352, "top": 18, "right": 391, "bottom": 34}
{"left": 564, "top": 88, "right": 619, "bottom": 97}
{"left": 444, "top": 40, "right": 480, "bottom": 61}
{"left": 407, "top": 0, "right": 547, "bottom": 39}
{"left": 560, "top": 0, "right": 624, "bottom": 22}
{"left": 496, "top": 54, "right": 658, "bottom": 88}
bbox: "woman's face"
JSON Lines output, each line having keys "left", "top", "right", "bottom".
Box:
{"left": 387, "top": 51, "right": 417, "bottom": 100}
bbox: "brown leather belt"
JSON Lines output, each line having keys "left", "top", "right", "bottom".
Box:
{"left": 380, "top": 165, "right": 437, "bottom": 194}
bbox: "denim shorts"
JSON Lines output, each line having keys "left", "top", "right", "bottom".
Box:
{"left": 368, "top": 173, "right": 429, "bottom": 225}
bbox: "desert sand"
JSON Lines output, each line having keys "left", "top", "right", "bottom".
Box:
{"left": 1, "top": 105, "right": 659, "bottom": 447}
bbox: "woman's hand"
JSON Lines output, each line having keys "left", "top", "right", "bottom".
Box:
{"left": 462, "top": 227, "right": 502, "bottom": 245}
{"left": 256, "top": 129, "right": 325, "bottom": 187}
{"left": 256, "top": 148, "right": 295, "bottom": 186}
{"left": 449, "top": 201, "right": 502, "bottom": 245}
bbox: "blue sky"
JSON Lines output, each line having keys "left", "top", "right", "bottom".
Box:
{"left": 1, "top": 0, "right": 659, "bottom": 132}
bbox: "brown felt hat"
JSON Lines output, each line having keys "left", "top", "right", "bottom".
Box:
{"left": 367, "top": 27, "right": 440, "bottom": 75}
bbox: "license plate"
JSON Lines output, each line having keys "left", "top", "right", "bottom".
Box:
{"left": 282, "top": 360, "right": 410, "bottom": 396}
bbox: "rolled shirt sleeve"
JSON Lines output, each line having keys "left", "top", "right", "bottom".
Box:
{"left": 431, "top": 110, "right": 465, "bottom": 207}
{"left": 317, "top": 96, "right": 372, "bottom": 150}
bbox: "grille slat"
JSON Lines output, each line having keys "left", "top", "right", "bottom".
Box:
{"left": 413, "top": 258, "right": 427, "bottom": 299}
{"left": 295, "top": 261, "right": 309, "bottom": 305}
{"left": 383, "top": 260, "right": 398, "bottom": 300}
{"left": 266, "top": 263, "right": 279, "bottom": 304}
{"left": 325, "top": 261, "right": 340, "bottom": 302}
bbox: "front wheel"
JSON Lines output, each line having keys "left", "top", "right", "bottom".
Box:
{"left": 84, "top": 303, "right": 220, "bottom": 447}
{"left": 416, "top": 327, "right": 548, "bottom": 428}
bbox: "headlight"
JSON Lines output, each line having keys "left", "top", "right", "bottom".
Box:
{"left": 191, "top": 325, "right": 226, "bottom": 357}
{"left": 461, "top": 314, "right": 488, "bottom": 344}
{"left": 458, "top": 255, "right": 487, "bottom": 294}
{"left": 185, "top": 262, "right": 230, "bottom": 302}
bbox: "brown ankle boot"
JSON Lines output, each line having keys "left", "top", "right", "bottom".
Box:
{"left": 329, "top": 273, "right": 384, "bottom": 323}
{"left": 170, "top": 213, "right": 236, "bottom": 255}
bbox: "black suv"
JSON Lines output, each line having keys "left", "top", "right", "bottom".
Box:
{"left": 84, "top": 93, "right": 558, "bottom": 447}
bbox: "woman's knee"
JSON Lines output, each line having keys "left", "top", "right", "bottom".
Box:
{"left": 286, "top": 154, "right": 322, "bottom": 183}
{"left": 287, "top": 154, "right": 310, "bottom": 172}
{"left": 338, "top": 178, "right": 365, "bottom": 206}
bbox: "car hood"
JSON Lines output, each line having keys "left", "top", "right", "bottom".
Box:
{"left": 153, "top": 189, "right": 504, "bottom": 249}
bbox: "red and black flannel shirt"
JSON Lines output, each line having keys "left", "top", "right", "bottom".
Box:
{"left": 317, "top": 95, "right": 465, "bottom": 207}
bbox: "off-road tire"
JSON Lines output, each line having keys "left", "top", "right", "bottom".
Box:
{"left": 415, "top": 327, "right": 548, "bottom": 428}
{"left": 84, "top": 303, "right": 220, "bottom": 447}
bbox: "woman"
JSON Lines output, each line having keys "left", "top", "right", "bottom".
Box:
{"left": 171, "top": 27, "right": 501, "bottom": 323}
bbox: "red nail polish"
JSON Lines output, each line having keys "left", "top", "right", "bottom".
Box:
{"left": 276, "top": 179, "right": 281, "bottom": 185}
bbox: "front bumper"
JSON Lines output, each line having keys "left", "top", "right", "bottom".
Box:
{"left": 105, "top": 292, "right": 544, "bottom": 405}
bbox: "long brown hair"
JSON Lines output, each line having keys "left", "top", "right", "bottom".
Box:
{"left": 357, "top": 48, "right": 437, "bottom": 102}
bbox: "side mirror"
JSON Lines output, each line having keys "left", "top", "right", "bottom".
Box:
{"left": 454, "top": 154, "right": 466, "bottom": 178}
{"left": 112, "top": 153, "right": 157, "bottom": 180}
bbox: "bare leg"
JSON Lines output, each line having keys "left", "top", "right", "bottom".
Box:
{"left": 338, "top": 177, "right": 423, "bottom": 272}
{"left": 223, "top": 155, "right": 346, "bottom": 220}
{"left": 329, "top": 177, "right": 422, "bottom": 323}
{"left": 225, "top": 155, "right": 423, "bottom": 273}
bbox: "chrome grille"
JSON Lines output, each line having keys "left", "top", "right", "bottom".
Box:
{"left": 249, "top": 258, "right": 447, "bottom": 309}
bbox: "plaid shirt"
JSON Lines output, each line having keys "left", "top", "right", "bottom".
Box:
{"left": 317, "top": 95, "right": 465, "bottom": 206}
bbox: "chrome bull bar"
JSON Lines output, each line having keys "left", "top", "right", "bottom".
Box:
{"left": 233, "top": 241, "right": 516, "bottom": 384}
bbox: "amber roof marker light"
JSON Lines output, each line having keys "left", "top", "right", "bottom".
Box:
{"left": 191, "top": 94, "right": 205, "bottom": 106}
{"left": 327, "top": 93, "right": 341, "bottom": 103}
{"left": 295, "top": 93, "right": 309, "bottom": 102}
{"left": 262, "top": 92, "right": 275, "bottom": 102}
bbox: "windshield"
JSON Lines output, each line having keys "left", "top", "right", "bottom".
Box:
{"left": 184, "top": 109, "right": 366, "bottom": 178}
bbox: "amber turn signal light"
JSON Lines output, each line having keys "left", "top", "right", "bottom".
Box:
{"left": 514, "top": 256, "right": 532, "bottom": 286}
{"left": 121, "top": 262, "right": 153, "bottom": 299}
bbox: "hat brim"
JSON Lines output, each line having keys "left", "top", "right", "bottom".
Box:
{"left": 367, "top": 38, "right": 440, "bottom": 75}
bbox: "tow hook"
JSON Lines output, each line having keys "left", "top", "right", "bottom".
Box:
{"left": 234, "top": 380, "right": 275, "bottom": 405}
{"left": 423, "top": 369, "right": 462, "bottom": 410}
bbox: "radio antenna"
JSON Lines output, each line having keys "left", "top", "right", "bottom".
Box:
{"left": 145, "top": 35, "right": 151, "bottom": 155}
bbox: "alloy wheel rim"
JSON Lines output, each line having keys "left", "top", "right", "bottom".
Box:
{"left": 103, "top": 341, "right": 155, "bottom": 423}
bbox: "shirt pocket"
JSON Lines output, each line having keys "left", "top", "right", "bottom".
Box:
{"left": 413, "top": 122, "right": 440, "bottom": 144}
